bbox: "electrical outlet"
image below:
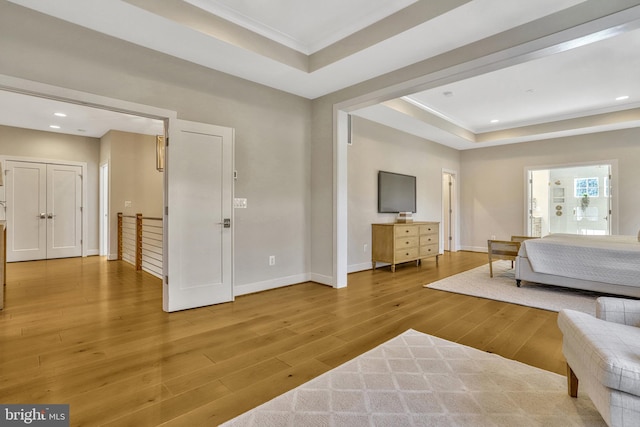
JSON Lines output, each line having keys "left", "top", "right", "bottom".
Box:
{"left": 363, "top": 243, "right": 368, "bottom": 252}
{"left": 491, "top": 235, "right": 496, "bottom": 240}
{"left": 269, "top": 255, "right": 275, "bottom": 266}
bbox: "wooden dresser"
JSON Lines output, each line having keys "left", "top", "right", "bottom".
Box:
{"left": 371, "top": 221, "right": 440, "bottom": 272}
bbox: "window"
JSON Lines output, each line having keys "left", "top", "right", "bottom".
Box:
{"left": 574, "top": 177, "right": 599, "bottom": 198}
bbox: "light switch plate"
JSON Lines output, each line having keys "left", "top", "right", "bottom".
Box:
{"left": 234, "top": 198, "right": 247, "bottom": 209}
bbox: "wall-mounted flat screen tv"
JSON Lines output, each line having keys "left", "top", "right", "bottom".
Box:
{"left": 378, "top": 170, "right": 416, "bottom": 213}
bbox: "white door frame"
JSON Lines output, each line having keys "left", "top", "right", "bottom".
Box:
{"left": 441, "top": 169, "right": 458, "bottom": 252}
{"left": 99, "top": 162, "right": 109, "bottom": 257}
{"left": 1, "top": 155, "right": 88, "bottom": 259}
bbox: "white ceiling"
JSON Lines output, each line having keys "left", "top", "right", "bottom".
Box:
{"left": 407, "top": 26, "right": 640, "bottom": 133}
{"left": 0, "top": 91, "right": 164, "bottom": 138}
{"left": 3, "top": 0, "right": 640, "bottom": 149}
{"left": 184, "top": 0, "right": 418, "bottom": 54}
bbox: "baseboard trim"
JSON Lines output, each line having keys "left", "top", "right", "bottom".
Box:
{"left": 348, "top": 262, "right": 373, "bottom": 273}
{"left": 309, "top": 273, "right": 334, "bottom": 287}
{"left": 460, "top": 245, "right": 488, "bottom": 253}
{"left": 234, "top": 273, "right": 312, "bottom": 296}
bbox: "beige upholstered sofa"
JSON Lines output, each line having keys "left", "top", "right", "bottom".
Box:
{"left": 558, "top": 297, "right": 640, "bottom": 426}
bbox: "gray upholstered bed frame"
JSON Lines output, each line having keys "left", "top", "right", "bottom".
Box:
{"left": 515, "top": 255, "right": 640, "bottom": 298}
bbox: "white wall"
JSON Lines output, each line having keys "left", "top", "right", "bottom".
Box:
{"left": 348, "top": 117, "right": 460, "bottom": 272}
{"left": 459, "top": 128, "right": 640, "bottom": 251}
{"left": 0, "top": 125, "right": 100, "bottom": 252}
{"left": 0, "top": 3, "right": 312, "bottom": 293}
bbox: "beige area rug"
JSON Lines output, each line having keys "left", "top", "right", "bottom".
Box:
{"left": 221, "top": 329, "right": 604, "bottom": 427}
{"left": 426, "top": 260, "right": 600, "bottom": 316}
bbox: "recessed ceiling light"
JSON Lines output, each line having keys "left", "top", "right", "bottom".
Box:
{"left": 490, "top": 119, "right": 500, "bottom": 123}
{"left": 49, "top": 125, "right": 61, "bottom": 129}
{"left": 616, "top": 95, "right": 629, "bottom": 101}
{"left": 54, "top": 112, "right": 67, "bottom": 117}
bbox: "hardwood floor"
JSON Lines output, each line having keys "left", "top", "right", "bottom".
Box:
{"left": 0, "top": 252, "right": 566, "bottom": 426}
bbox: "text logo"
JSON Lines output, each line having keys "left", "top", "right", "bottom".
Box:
{"left": 1, "top": 405, "right": 69, "bottom": 426}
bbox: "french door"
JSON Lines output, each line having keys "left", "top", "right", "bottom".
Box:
{"left": 5, "top": 160, "right": 83, "bottom": 262}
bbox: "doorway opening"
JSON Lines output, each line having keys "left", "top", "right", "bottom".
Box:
{"left": 442, "top": 170, "right": 457, "bottom": 252}
{"left": 527, "top": 163, "right": 613, "bottom": 237}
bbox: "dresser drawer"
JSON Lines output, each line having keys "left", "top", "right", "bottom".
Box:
{"left": 420, "top": 244, "right": 439, "bottom": 257}
{"left": 395, "top": 247, "right": 419, "bottom": 262}
{"left": 419, "top": 224, "right": 438, "bottom": 235}
{"left": 395, "top": 236, "right": 418, "bottom": 249}
{"left": 395, "top": 225, "right": 418, "bottom": 237}
{"left": 421, "top": 234, "right": 437, "bottom": 245}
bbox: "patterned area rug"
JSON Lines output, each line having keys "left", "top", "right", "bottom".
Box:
{"left": 221, "top": 329, "right": 604, "bottom": 426}
{"left": 426, "top": 260, "right": 600, "bottom": 315}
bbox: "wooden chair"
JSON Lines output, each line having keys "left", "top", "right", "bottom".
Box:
{"left": 487, "top": 235, "right": 537, "bottom": 277}
{"left": 487, "top": 240, "right": 520, "bottom": 277}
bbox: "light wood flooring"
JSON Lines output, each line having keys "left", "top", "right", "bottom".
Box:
{"left": 0, "top": 252, "right": 566, "bottom": 426}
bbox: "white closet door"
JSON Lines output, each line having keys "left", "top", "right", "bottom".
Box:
{"left": 6, "top": 161, "right": 47, "bottom": 262}
{"left": 46, "top": 164, "right": 83, "bottom": 259}
{"left": 5, "top": 160, "right": 83, "bottom": 262}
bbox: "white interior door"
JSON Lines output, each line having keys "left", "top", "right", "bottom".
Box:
{"left": 46, "top": 164, "right": 82, "bottom": 259}
{"left": 100, "top": 163, "right": 109, "bottom": 256}
{"left": 6, "top": 161, "right": 47, "bottom": 261}
{"left": 164, "top": 120, "right": 234, "bottom": 312}
{"left": 5, "top": 160, "right": 83, "bottom": 262}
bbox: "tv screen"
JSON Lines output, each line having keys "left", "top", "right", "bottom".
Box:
{"left": 378, "top": 171, "right": 416, "bottom": 213}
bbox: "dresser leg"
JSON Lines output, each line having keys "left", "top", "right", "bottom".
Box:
{"left": 391, "top": 265, "right": 396, "bottom": 273}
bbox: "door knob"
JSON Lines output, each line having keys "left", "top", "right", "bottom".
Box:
{"left": 47, "top": 213, "right": 55, "bottom": 219}
{"left": 38, "top": 213, "right": 46, "bottom": 219}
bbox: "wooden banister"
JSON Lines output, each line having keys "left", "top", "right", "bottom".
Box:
{"left": 136, "top": 213, "right": 143, "bottom": 271}
{"left": 117, "top": 212, "right": 123, "bottom": 261}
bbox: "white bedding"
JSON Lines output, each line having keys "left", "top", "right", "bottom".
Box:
{"left": 519, "top": 234, "right": 640, "bottom": 287}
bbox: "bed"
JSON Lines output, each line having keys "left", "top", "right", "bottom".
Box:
{"left": 515, "top": 233, "right": 640, "bottom": 297}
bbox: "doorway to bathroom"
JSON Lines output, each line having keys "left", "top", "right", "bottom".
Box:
{"left": 527, "top": 163, "right": 613, "bottom": 237}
